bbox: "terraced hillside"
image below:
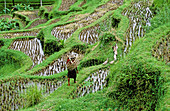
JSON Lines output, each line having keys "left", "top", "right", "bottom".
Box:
{"left": 0, "top": 0, "right": 169, "bottom": 110}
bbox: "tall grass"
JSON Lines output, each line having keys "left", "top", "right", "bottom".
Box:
{"left": 146, "top": 0, "right": 170, "bottom": 32}
{"left": 22, "top": 85, "right": 43, "bottom": 108}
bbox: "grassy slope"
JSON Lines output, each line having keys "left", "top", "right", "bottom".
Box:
{"left": 109, "top": 23, "right": 170, "bottom": 110}
{"left": 25, "top": 0, "right": 169, "bottom": 110}
{"left": 0, "top": 0, "right": 169, "bottom": 110}
{"left": 21, "top": 1, "right": 131, "bottom": 111}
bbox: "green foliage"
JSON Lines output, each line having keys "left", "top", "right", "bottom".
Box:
{"left": 98, "top": 16, "right": 112, "bottom": 33}
{"left": 38, "top": 6, "right": 47, "bottom": 17}
{"left": 0, "top": 50, "right": 20, "bottom": 67}
{"left": 3, "top": 8, "right": 11, "bottom": 14}
{"left": 0, "top": 18, "right": 19, "bottom": 31}
{"left": 108, "top": 58, "right": 165, "bottom": 110}
{"left": 22, "top": 85, "right": 43, "bottom": 108}
{"left": 0, "top": 0, "right": 169, "bottom": 111}
{"left": 0, "top": 4, "right": 34, "bottom": 14}
{"left": 0, "top": 40, "right": 4, "bottom": 46}
{"left": 146, "top": 1, "right": 170, "bottom": 32}
{"left": 97, "top": 16, "right": 116, "bottom": 47}
{"left": 152, "top": 0, "right": 170, "bottom": 9}
{"left": 44, "top": 39, "right": 64, "bottom": 56}
{"left": 12, "top": 4, "right": 34, "bottom": 11}
{"left": 80, "top": 59, "right": 103, "bottom": 68}
{"left": 0, "top": 63, "right": 20, "bottom": 77}
{"left": 99, "top": 32, "right": 115, "bottom": 47}
{"left": 70, "top": 6, "right": 83, "bottom": 12}
{"left": 0, "top": 50, "right": 22, "bottom": 77}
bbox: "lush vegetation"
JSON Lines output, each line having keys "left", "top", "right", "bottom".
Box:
{"left": 1, "top": 4, "right": 34, "bottom": 14}
{"left": 0, "top": 18, "right": 19, "bottom": 31}
{"left": 0, "top": 0, "right": 169, "bottom": 111}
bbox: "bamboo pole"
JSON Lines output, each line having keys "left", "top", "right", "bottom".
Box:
{"left": 4, "top": 0, "right": 6, "bottom": 14}
{"left": 40, "top": 0, "right": 42, "bottom": 7}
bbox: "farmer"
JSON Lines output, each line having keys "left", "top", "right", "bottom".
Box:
{"left": 66, "top": 55, "right": 78, "bottom": 86}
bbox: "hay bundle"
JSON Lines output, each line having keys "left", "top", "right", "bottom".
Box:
{"left": 66, "top": 55, "right": 82, "bottom": 70}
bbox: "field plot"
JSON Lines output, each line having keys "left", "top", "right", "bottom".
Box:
{"left": 0, "top": 0, "right": 169, "bottom": 111}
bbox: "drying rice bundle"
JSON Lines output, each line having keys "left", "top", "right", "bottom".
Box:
{"left": 67, "top": 55, "right": 82, "bottom": 70}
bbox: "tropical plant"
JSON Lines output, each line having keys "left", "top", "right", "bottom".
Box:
{"left": 0, "top": 18, "right": 19, "bottom": 31}
{"left": 3, "top": 8, "right": 11, "bottom": 14}
{"left": 12, "top": 4, "right": 34, "bottom": 11}
{"left": 24, "top": 4, "right": 34, "bottom": 10}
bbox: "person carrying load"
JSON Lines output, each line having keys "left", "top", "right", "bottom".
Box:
{"left": 66, "top": 55, "right": 78, "bottom": 86}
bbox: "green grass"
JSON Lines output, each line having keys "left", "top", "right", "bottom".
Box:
{"left": 0, "top": 0, "right": 170, "bottom": 111}
{"left": 0, "top": 0, "right": 56, "bottom": 2}
{"left": 23, "top": 90, "right": 115, "bottom": 111}
{"left": 108, "top": 23, "right": 170, "bottom": 110}
{"left": 0, "top": 63, "right": 20, "bottom": 77}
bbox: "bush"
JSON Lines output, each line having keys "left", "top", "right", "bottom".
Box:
{"left": 0, "top": 40, "right": 4, "bottom": 47}
{"left": 3, "top": 8, "right": 11, "bottom": 14}
{"left": 12, "top": 4, "right": 34, "bottom": 11}
{"left": 44, "top": 39, "right": 64, "bottom": 56}
{"left": 22, "top": 85, "right": 43, "bottom": 108}
{"left": 99, "top": 32, "right": 115, "bottom": 47}
{"left": 0, "top": 18, "right": 19, "bottom": 31}
{"left": 108, "top": 59, "right": 165, "bottom": 110}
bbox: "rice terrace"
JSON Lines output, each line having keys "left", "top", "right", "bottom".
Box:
{"left": 0, "top": 0, "right": 169, "bottom": 110}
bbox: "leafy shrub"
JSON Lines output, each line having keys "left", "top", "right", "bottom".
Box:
{"left": 3, "top": 8, "right": 11, "bottom": 14}
{"left": 0, "top": 40, "right": 4, "bottom": 47}
{"left": 0, "top": 18, "right": 19, "bottom": 31}
{"left": 44, "top": 39, "right": 64, "bottom": 56}
{"left": 99, "top": 32, "right": 115, "bottom": 47}
{"left": 108, "top": 59, "right": 165, "bottom": 110}
{"left": 12, "top": 4, "right": 34, "bottom": 11}
{"left": 22, "top": 85, "right": 43, "bottom": 108}
{"left": 23, "top": 4, "right": 34, "bottom": 10}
